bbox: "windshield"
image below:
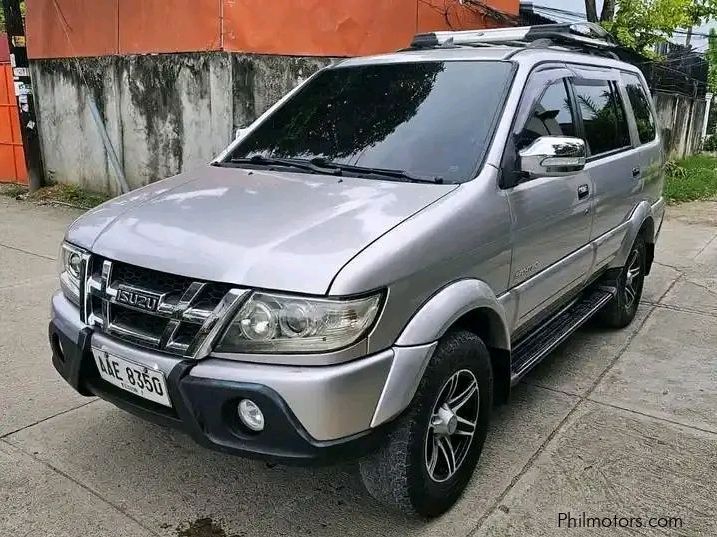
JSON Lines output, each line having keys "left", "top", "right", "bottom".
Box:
{"left": 224, "top": 61, "right": 514, "bottom": 183}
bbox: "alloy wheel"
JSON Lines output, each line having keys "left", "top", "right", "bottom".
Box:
{"left": 624, "top": 248, "right": 642, "bottom": 309}
{"left": 424, "top": 369, "right": 479, "bottom": 483}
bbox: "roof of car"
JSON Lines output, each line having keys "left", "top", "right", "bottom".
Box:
{"left": 333, "top": 45, "right": 640, "bottom": 74}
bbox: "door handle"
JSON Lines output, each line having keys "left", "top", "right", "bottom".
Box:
{"left": 577, "top": 184, "right": 590, "bottom": 200}
{"left": 632, "top": 167, "right": 641, "bottom": 178}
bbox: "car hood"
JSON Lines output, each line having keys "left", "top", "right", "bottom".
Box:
{"left": 67, "top": 165, "right": 457, "bottom": 294}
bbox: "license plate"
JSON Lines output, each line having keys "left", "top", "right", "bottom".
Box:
{"left": 91, "top": 349, "right": 171, "bottom": 407}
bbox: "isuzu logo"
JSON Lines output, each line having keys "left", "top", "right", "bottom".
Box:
{"left": 116, "top": 285, "right": 163, "bottom": 312}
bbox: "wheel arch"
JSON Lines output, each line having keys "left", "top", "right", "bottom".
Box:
{"left": 609, "top": 201, "right": 659, "bottom": 274}
{"left": 395, "top": 279, "right": 510, "bottom": 351}
{"left": 638, "top": 215, "right": 655, "bottom": 275}
{"left": 394, "top": 279, "right": 512, "bottom": 408}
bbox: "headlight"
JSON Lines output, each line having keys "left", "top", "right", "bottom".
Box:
{"left": 215, "top": 291, "right": 382, "bottom": 353}
{"left": 58, "top": 242, "right": 86, "bottom": 306}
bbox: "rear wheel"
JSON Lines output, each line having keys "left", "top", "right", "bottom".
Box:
{"left": 598, "top": 235, "right": 646, "bottom": 328}
{"left": 359, "top": 330, "right": 493, "bottom": 517}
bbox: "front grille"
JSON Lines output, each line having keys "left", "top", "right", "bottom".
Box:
{"left": 82, "top": 257, "right": 246, "bottom": 357}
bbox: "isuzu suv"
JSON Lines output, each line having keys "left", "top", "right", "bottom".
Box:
{"left": 50, "top": 24, "right": 664, "bottom": 516}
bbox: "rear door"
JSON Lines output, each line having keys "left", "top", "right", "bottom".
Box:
{"left": 621, "top": 71, "right": 663, "bottom": 205}
{"left": 505, "top": 68, "right": 594, "bottom": 327}
{"left": 569, "top": 68, "right": 642, "bottom": 270}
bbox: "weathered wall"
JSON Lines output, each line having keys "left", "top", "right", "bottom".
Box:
{"left": 30, "top": 53, "right": 330, "bottom": 194}
{"left": 27, "top": 0, "right": 519, "bottom": 59}
{"left": 653, "top": 92, "right": 707, "bottom": 159}
{"left": 32, "top": 55, "right": 709, "bottom": 195}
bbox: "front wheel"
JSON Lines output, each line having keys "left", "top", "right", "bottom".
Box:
{"left": 359, "top": 330, "right": 493, "bottom": 517}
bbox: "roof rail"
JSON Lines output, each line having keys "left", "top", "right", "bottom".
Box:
{"left": 410, "top": 22, "right": 619, "bottom": 53}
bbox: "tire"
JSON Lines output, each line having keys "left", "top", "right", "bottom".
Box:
{"left": 359, "top": 330, "right": 493, "bottom": 517}
{"left": 597, "top": 234, "right": 646, "bottom": 329}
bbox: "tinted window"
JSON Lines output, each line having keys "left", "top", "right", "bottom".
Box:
{"left": 226, "top": 61, "right": 514, "bottom": 183}
{"left": 518, "top": 79, "right": 576, "bottom": 148}
{"left": 574, "top": 80, "right": 630, "bottom": 156}
{"left": 624, "top": 73, "right": 656, "bottom": 143}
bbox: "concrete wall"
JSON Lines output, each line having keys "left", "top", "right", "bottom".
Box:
{"left": 31, "top": 53, "right": 708, "bottom": 195}
{"left": 653, "top": 92, "right": 707, "bottom": 159}
{"left": 30, "top": 53, "right": 329, "bottom": 194}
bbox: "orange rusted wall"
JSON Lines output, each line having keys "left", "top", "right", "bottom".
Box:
{"left": 222, "top": 0, "right": 418, "bottom": 57}
{"left": 119, "top": 0, "right": 222, "bottom": 54}
{"left": 26, "top": 0, "right": 519, "bottom": 59}
{"left": 0, "top": 64, "right": 27, "bottom": 184}
{"left": 26, "top": 0, "right": 118, "bottom": 59}
{"left": 417, "top": 0, "right": 509, "bottom": 32}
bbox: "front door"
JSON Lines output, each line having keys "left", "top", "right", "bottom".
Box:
{"left": 505, "top": 71, "right": 593, "bottom": 328}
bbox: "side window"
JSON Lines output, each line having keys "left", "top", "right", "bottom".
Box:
{"left": 573, "top": 79, "right": 630, "bottom": 156}
{"left": 623, "top": 73, "right": 656, "bottom": 144}
{"left": 517, "top": 79, "right": 576, "bottom": 149}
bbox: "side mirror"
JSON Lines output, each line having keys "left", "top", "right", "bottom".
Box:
{"left": 235, "top": 127, "right": 250, "bottom": 140}
{"left": 518, "top": 136, "right": 586, "bottom": 178}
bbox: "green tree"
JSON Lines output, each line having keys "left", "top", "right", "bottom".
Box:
{"left": 1, "top": 2, "right": 26, "bottom": 34}
{"left": 599, "top": 0, "right": 717, "bottom": 55}
{"left": 708, "top": 28, "right": 717, "bottom": 92}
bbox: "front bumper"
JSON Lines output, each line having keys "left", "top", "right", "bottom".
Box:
{"left": 50, "top": 291, "right": 435, "bottom": 464}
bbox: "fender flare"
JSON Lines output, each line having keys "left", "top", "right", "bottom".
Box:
{"left": 395, "top": 279, "right": 511, "bottom": 350}
{"left": 609, "top": 200, "right": 660, "bottom": 269}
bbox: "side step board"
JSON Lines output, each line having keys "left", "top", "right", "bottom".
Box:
{"left": 510, "top": 286, "right": 617, "bottom": 384}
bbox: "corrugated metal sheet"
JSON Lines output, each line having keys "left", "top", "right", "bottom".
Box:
{"left": 0, "top": 64, "right": 27, "bottom": 184}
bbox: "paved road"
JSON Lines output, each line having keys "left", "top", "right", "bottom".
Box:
{"left": 1, "top": 196, "right": 716, "bottom": 537}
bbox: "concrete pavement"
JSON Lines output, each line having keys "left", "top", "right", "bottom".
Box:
{"left": 1, "top": 196, "right": 715, "bottom": 537}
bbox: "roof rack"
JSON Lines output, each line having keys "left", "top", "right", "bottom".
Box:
{"left": 409, "top": 22, "right": 620, "bottom": 57}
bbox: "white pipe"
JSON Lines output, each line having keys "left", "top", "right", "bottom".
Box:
{"left": 702, "top": 92, "right": 713, "bottom": 140}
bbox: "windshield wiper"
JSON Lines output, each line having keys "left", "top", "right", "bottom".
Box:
{"left": 308, "top": 157, "right": 445, "bottom": 184}
{"left": 222, "top": 155, "right": 444, "bottom": 183}
{"left": 224, "top": 155, "right": 341, "bottom": 175}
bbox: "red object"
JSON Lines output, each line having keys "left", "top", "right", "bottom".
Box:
{"left": 0, "top": 64, "right": 28, "bottom": 185}
{"left": 26, "top": 0, "right": 519, "bottom": 59}
{"left": 119, "top": 0, "right": 221, "bottom": 54}
{"left": 0, "top": 33, "right": 9, "bottom": 62}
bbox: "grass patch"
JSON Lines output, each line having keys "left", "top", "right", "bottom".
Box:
{"left": 665, "top": 154, "right": 717, "bottom": 204}
{"left": 1, "top": 182, "right": 110, "bottom": 208}
{"left": 26, "top": 183, "right": 111, "bottom": 209}
{"left": 0, "top": 183, "right": 29, "bottom": 198}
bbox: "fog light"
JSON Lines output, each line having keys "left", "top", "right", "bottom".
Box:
{"left": 238, "top": 399, "right": 264, "bottom": 432}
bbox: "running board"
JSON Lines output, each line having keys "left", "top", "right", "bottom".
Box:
{"left": 510, "top": 286, "right": 617, "bottom": 384}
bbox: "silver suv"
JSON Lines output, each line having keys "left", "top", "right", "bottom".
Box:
{"left": 50, "top": 24, "right": 664, "bottom": 516}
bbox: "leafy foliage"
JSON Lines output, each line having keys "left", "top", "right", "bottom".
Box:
{"left": 702, "top": 133, "right": 717, "bottom": 151}
{"left": 600, "top": 0, "right": 717, "bottom": 55}
{"left": 707, "top": 28, "right": 717, "bottom": 93}
{"left": 664, "top": 159, "right": 687, "bottom": 177}
{"left": 0, "top": 2, "right": 26, "bottom": 34}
